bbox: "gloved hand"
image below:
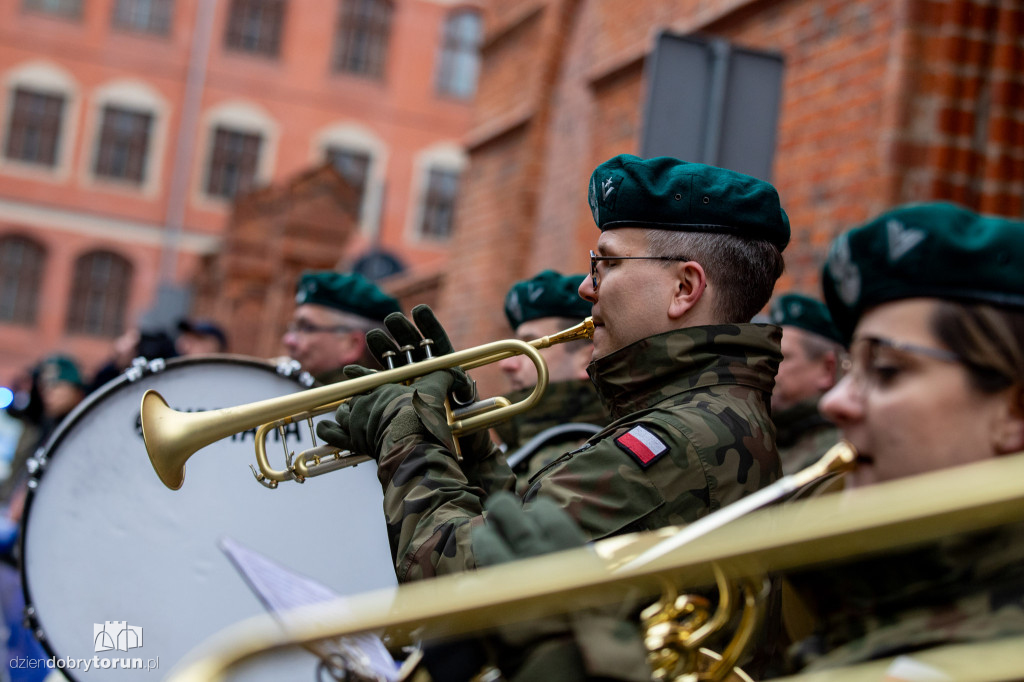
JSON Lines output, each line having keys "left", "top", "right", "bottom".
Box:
{"left": 315, "top": 366, "right": 461, "bottom": 458}
{"left": 472, "top": 491, "right": 586, "bottom": 567}
{"left": 367, "top": 305, "right": 476, "bottom": 405}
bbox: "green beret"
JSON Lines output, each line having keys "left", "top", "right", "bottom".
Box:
{"left": 39, "top": 354, "right": 85, "bottom": 388}
{"left": 587, "top": 154, "right": 790, "bottom": 250}
{"left": 294, "top": 270, "right": 401, "bottom": 322}
{"left": 769, "top": 293, "right": 844, "bottom": 345}
{"left": 504, "top": 270, "right": 590, "bottom": 329}
{"left": 822, "top": 202, "right": 1024, "bottom": 342}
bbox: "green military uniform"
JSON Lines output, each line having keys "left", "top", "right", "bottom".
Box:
{"left": 375, "top": 323, "right": 781, "bottom": 582}
{"left": 785, "top": 520, "right": 1024, "bottom": 672}
{"left": 493, "top": 380, "right": 608, "bottom": 492}
{"left": 774, "top": 397, "right": 840, "bottom": 475}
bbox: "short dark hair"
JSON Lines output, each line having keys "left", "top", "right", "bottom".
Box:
{"left": 931, "top": 301, "right": 1024, "bottom": 394}
{"left": 646, "top": 230, "right": 785, "bottom": 323}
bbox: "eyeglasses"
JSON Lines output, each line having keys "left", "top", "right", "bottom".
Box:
{"left": 589, "top": 250, "right": 692, "bottom": 289}
{"left": 285, "top": 320, "right": 356, "bottom": 335}
{"left": 839, "top": 335, "right": 962, "bottom": 391}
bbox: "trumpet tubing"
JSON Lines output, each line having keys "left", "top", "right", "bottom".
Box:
{"left": 142, "top": 318, "right": 595, "bottom": 490}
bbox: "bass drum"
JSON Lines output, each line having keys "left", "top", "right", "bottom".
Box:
{"left": 19, "top": 356, "right": 397, "bottom": 681}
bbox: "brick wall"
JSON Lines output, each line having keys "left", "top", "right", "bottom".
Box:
{"left": 432, "top": 0, "right": 1023, "bottom": 399}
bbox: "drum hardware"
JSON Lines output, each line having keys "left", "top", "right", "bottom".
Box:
{"left": 142, "top": 318, "right": 595, "bottom": 490}
{"left": 124, "top": 356, "right": 167, "bottom": 383}
{"left": 273, "top": 358, "right": 316, "bottom": 388}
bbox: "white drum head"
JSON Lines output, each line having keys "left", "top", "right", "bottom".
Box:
{"left": 20, "top": 356, "right": 397, "bottom": 680}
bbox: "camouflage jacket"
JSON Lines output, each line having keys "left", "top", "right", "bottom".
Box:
{"left": 492, "top": 379, "right": 610, "bottom": 494}
{"left": 784, "top": 519, "right": 1024, "bottom": 672}
{"left": 774, "top": 398, "right": 841, "bottom": 476}
{"left": 374, "top": 323, "right": 782, "bottom": 582}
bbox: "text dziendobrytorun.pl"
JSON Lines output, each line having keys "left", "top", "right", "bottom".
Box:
{"left": 10, "top": 656, "right": 159, "bottom": 672}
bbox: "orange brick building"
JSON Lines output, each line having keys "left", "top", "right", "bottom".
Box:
{"left": 0, "top": 0, "right": 481, "bottom": 383}
{"left": 434, "top": 0, "right": 1024, "bottom": 396}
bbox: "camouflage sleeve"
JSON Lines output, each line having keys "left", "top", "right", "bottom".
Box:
{"left": 374, "top": 417, "right": 511, "bottom": 582}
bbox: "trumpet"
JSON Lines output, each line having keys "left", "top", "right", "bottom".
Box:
{"left": 142, "top": 318, "right": 595, "bottom": 490}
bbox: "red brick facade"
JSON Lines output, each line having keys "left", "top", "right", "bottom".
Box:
{"left": 434, "top": 0, "right": 1024, "bottom": 396}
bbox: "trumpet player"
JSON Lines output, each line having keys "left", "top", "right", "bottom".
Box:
{"left": 281, "top": 270, "right": 401, "bottom": 385}
{"left": 494, "top": 269, "right": 609, "bottom": 491}
{"left": 316, "top": 154, "right": 789, "bottom": 590}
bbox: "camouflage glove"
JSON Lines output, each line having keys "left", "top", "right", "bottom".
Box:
{"left": 315, "top": 366, "right": 461, "bottom": 459}
{"left": 472, "top": 491, "right": 586, "bottom": 567}
{"left": 367, "top": 304, "right": 476, "bottom": 405}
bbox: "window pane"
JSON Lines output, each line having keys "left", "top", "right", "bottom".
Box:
{"left": 23, "top": 0, "right": 82, "bottom": 19}
{"left": 4, "top": 88, "right": 65, "bottom": 167}
{"left": 112, "top": 0, "right": 174, "bottom": 34}
{"left": 206, "top": 127, "right": 263, "bottom": 199}
{"left": 436, "top": 11, "right": 481, "bottom": 99}
{"left": 420, "top": 168, "right": 459, "bottom": 239}
{"left": 325, "top": 147, "right": 369, "bottom": 217}
{"left": 225, "top": 0, "right": 285, "bottom": 57}
{"left": 333, "top": 0, "right": 392, "bottom": 78}
{"left": 65, "top": 251, "right": 131, "bottom": 337}
{"left": 0, "top": 236, "right": 45, "bottom": 325}
{"left": 94, "top": 105, "right": 153, "bottom": 183}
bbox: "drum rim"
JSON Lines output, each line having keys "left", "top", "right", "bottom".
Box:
{"left": 17, "top": 354, "right": 301, "bottom": 672}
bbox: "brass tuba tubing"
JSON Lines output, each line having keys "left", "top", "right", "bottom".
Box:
{"left": 141, "top": 318, "right": 595, "bottom": 490}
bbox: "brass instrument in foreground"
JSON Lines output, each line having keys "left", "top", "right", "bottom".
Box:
{"left": 141, "top": 318, "right": 595, "bottom": 490}
{"left": 163, "top": 452, "right": 1024, "bottom": 681}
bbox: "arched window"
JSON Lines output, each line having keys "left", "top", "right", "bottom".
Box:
{"left": 0, "top": 235, "right": 46, "bottom": 325}
{"left": 65, "top": 250, "right": 132, "bottom": 337}
{"left": 333, "top": 0, "right": 392, "bottom": 79}
{"left": 435, "top": 10, "right": 481, "bottom": 99}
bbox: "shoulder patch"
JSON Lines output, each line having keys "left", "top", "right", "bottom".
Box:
{"left": 615, "top": 425, "right": 668, "bottom": 468}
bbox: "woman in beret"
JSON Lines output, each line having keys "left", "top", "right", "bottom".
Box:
{"left": 784, "top": 201, "right": 1024, "bottom": 672}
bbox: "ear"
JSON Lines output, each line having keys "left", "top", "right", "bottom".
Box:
{"left": 992, "top": 385, "right": 1024, "bottom": 455}
{"left": 816, "top": 351, "right": 840, "bottom": 392}
{"left": 338, "top": 330, "right": 368, "bottom": 365}
{"left": 667, "top": 261, "right": 707, "bottom": 320}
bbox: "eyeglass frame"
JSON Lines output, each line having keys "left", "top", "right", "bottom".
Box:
{"left": 589, "top": 250, "right": 693, "bottom": 289}
{"left": 838, "top": 335, "right": 963, "bottom": 390}
{"left": 285, "top": 320, "right": 360, "bottom": 335}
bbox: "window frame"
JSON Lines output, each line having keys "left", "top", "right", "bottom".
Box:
{"left": 434, "top": 9, "right": 482, "bottom": 99}
{"left": 204, "top": 125, "right": 264, "bottom": 200}
{"left": 92, "top": 104, "right": 154, "bottom": 184}
{"left": 111, "top": 0, "right": 175, "bottom": 36}
{"left": 22, "top": 0, "right": 83, "bottom": 20}
{"left": 3, "top": 86, "right": 66, "bottom": 168}
{"left": 0, "top": 234, "right": 46, "bottom": 327}
{"left": 224, "top": 0, "right": 287, "bottom": 58}
{"left": 65, "top": 250, "right": 132, "bottom": 338}
{"left": 332, "top": 0, "right": 393, "bottom": 79}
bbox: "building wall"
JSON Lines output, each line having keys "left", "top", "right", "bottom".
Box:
{"left": 0, "top": 0, "right": 479, "bottom": 383}
{"left": 437, "top": 0, "right": 1024, "bottom": 397}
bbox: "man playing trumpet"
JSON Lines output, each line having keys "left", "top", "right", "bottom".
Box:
{"left": 317, "top": 154, "right": 789, "bottom": 587}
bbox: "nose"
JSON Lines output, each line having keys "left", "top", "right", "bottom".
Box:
{"left": 818, "top": 374, "right": 864, "bottom": 427}
{"left": 579, "top": 274, "right": 597, "bottom": 303}
{"left": 282, "top": 330, "right": 299, "bottom": 352}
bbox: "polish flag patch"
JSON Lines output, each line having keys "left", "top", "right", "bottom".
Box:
{"left": 615, "top": 425, "right": 668, "bottom": 468}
